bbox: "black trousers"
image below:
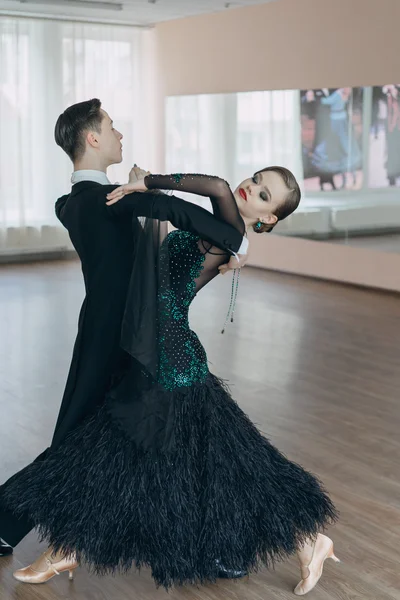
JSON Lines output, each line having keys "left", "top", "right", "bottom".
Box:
{"left": 0, "top": 448, "right": 49, "bottom": 546}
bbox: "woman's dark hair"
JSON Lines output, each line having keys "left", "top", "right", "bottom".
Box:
{"left": 252, "top": 166, "right": 301, "bottom": 234}
{"left": 54, "top": 98, "right": 103, "bottom": 162}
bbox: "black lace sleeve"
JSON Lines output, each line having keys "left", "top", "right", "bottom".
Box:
{"left": 104, "top": 186, "right": 243, "bottom": 255}
{"left": 144, "top": 174, "right": 245, "bottom": 236}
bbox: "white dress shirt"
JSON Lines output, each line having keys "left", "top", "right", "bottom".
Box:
{"left": 71, "top": 170, "right": 111, "bottom": 185}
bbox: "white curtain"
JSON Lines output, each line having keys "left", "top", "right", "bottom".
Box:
{"left": 165, "top": 90, "right": 303, "bottom": 210}
{"left": 0, "top": 17, "right": 156, "bottom": 253}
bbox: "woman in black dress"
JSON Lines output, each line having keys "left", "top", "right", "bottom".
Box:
{"left": 5, "top": 167, "right": 338, "bottom": 596}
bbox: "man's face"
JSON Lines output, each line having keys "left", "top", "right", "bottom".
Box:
{"left": 96, "top": 109, "right": 123, "bottom": 166}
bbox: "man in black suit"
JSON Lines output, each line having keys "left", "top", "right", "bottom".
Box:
{"left": 0, "top": 98, "right": 248, "bottom": 579}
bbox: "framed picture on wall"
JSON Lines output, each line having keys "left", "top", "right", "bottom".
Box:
{"left": 369, "top": 85, "right": 400, "bottom": 188}
{"left": 300, "top": 87, "right": 364, "bottom": 192}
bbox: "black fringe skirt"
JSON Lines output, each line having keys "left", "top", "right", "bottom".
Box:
{"left": 3, "top": 374, "right": 337, "bottom": 589}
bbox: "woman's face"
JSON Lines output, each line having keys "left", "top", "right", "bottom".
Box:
{"left": 233, "top": 170, "right": 288, "bottom": 227}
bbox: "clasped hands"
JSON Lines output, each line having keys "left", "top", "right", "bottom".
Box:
{"left": 106, "top": 166, "right": 149, "bottom": 205}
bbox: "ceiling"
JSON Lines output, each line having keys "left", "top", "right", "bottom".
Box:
{"left": 0, "top": 0, "right": 277, "bottom": 26}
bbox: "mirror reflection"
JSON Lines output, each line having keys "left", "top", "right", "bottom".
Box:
{"left": 166, "top": 86, "right": 400, "bottom": 254}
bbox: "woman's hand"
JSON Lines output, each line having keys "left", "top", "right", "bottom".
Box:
{"left": 106, "top": 180, "right": 146, "bottom": 204}
{"left": 106, "top": 179, "right": 149, "bottom": 206}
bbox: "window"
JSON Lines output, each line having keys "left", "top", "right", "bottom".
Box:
{"left": 0, "top": 18, "right": 154, "bottom": 236}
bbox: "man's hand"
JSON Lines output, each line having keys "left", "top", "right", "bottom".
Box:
{"left": 218, "top": 253, "right": 248, "bottom": 275}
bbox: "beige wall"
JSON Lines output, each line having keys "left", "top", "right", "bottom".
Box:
{"left": 247, "top": 233, "right": 400, "bottom": 291}
{"left": 156, "top": 0, "right": 400, "bottom": 95}
{"left": 155, "top": 0, "right": 400, "bottom": 291}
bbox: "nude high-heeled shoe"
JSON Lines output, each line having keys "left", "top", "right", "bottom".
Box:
{"left": 294, "top": 533, "right": 340, "bottom": 596}
{"left": 13, "top": 549, "right": 78, "bottom": 584}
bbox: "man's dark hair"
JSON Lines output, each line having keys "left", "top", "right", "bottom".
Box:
{"left": 54, "top": 98, "right": 103, "bottom": 162}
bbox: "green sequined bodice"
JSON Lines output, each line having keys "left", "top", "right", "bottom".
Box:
{"left": 157, "top": 230, "right": 208, "bottom": 391}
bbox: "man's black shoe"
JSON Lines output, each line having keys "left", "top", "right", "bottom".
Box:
{"left": 216, "top": 559, "right": 248, "bottom": 579}
{"left": 0, "top": 538, "right": 13, "bottom": 556}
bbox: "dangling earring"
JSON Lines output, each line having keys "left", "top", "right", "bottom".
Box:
{"left": 255, "top": 220, "right": 263, "bottom": 231}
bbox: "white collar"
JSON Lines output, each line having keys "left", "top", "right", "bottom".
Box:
{"left": 71, "top": 170, "right": 111, "bottom": 185}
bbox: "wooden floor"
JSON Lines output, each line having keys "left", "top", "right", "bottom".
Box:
{"left": 1, "top": 260, "right": 400, "bottom": 600}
